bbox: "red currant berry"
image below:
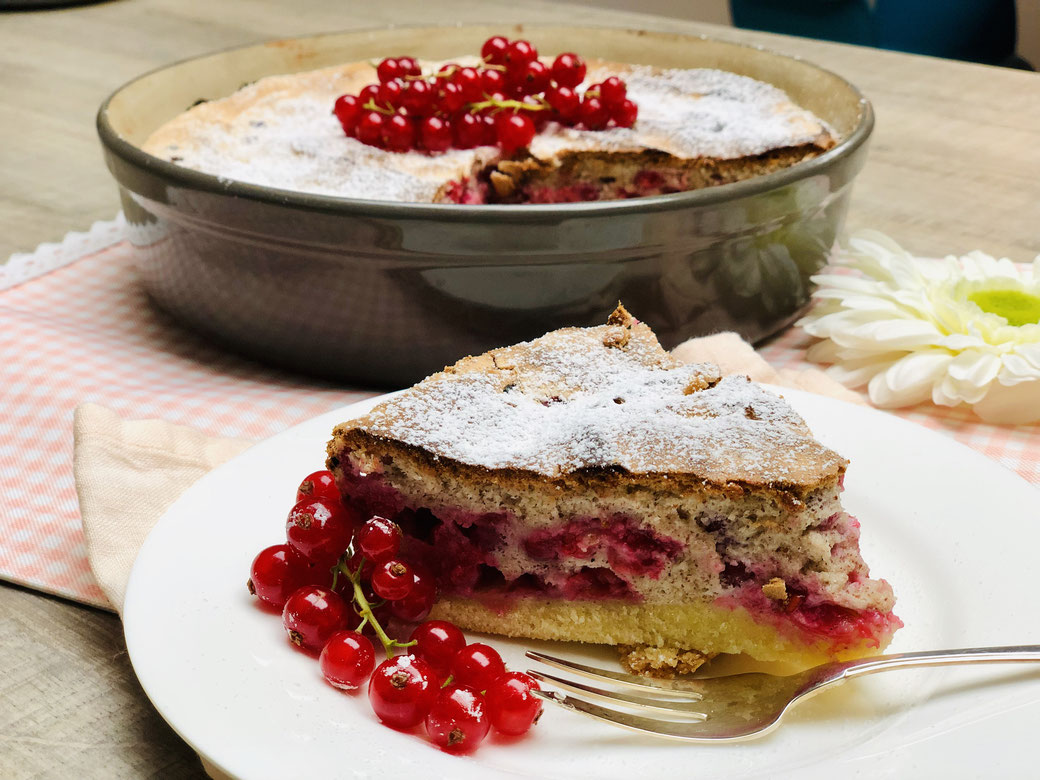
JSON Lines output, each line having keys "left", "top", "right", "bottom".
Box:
{"left": 480, "top": 113, "right": 499, "bottom": 145}
{"left": 356, "top": 515, "right": 402, "bottom": 563}
{"left": 599, "top": 76, "right": 627, "bottom": 108}
{"left": 452, "top": 66, "right": 484, "bottom": 102}
{"left": 378, "top": 79, "right": 404, "bottom": 108}
{"left": 282, "top": 586, "right": 350, "bottom": 653}
{"left": 388, "top": 567, "right": 437, "bottom": 623}
{"left": 504, "top": 40, "right": 538, "bottom": 76}
{"left": 551, "top": 53, "right": 587, "bottom": 88}
{"left": 546, "top": 85, "right": 580, "bottom": 121}
{"left": 371, "top": 560, "right": 414, "bottom": 600}
{"left": 383, "top": 114, "right": 416, "bottom": 152}
{"left": 436, "top": 80, "right": 466, "bottom": 114}
{"left": 333, "top": 95, "right": 363, "bottom": 136}
{"left": 579, "top": 95, "right": 609, "bottom": 130}
{"left": 480, "top": 67, "right": 506, "bottom": 95}
{"left": 495, "top": 112, "right": 536, "bottom": 153}
{"left": 481, "top": 35, "right": 510, "bottom": 65}
{"left": 409, "top": 620, "right": 466, "bottom": 676}
{"left": 420, "top": 115, "right": 453, "bottom": 152}
{"left": 453, "top": 112, "right": 484, "bottom": 148}
{"left": 516, "top": 60, "right": 550, "bottom": 95}
{"left": 397, "top": 56, "right": 421, "bottom": 77}
{"left": 450, "top": 643, "right": 506, "bottom": 691}
{"left": 358, "top": 84, "right": 381, "bottom": 107}
{"left": 401, "top": 79, "right": 434, "bottom": 115}
{"left": 377, "top": 57, "right": 402, "bottom": 84}
{"left": 286, "top": 497, "right": 355, "bottom": 567}
{"left": 368, "top": 655, "right": 438, "bottom": 729}
{"left": 247, "top": 543, "right": 309, "bottom": 609}
{"left": 295, "top": 469, "right": 340, "bottom": 504}
{"left": 356, "top": 110, "right": 385, "bottom": 146}
{"left": 425, "top": 684, "right": 490, "bottom": 753}
{"left": 613, "top": 98, "right": 638, "bottom": 128}
{"left": 319, "top": 630, "right": 376, "bottom": 691}
{"left": 486, "top": 671, "right": 542, "bottom": 736}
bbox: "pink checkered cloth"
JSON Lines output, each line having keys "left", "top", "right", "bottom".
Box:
{"left": 1, "top": 221, "right": 373, "bottom": 607}
{"left": 1, "top": 220, "right": 1037, "bottom": 608}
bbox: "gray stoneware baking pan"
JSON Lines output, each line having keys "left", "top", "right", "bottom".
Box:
{"left": 97, "top": 25, "right": 873, "bottom": 387}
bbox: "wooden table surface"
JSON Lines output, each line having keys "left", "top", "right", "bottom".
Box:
{"left": 1, "top": 1, "right": 1039, "bottom": 777}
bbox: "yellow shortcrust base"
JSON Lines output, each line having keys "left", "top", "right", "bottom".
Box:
{"left": 430, "top": 597, "right": 888, "bottom": 668}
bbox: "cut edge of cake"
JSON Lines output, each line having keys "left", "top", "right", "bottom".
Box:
{"left": 326, "top": 305, "right": 901, "bottom": 672}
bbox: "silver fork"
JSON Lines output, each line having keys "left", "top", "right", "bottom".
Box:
{"left": 526, "top": 645, "right": 1040, "bottom": 741}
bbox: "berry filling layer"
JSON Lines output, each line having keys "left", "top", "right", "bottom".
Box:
{"left": 335, "top": 465, "right": 687, "bottom": 605}
{"left": 334, "top": 459, "right": 899, "bottom": 652}
{"left": 438, "top": 165, "right": 690, "bottom": 204}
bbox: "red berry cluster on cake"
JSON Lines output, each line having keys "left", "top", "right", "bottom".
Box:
{"left": 248, "top": 474, "right": 543, "bottom": 754}
{"left": 144, "top": 35, "right": 836, "bottom": 204}
{"left": 333, "top": 37, "right": 638, "bottom": 155}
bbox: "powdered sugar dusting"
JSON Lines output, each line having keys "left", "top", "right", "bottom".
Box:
{"left": 531, "top": 65, "right": 829, "bottom": 160}
{"left": 143, "top": 59, "right": 831, "bottom": 203}
{"left": 148, "top": 88, "right": 485, "bottom": 202}
{"left": 357, "top": 318, "right": 845, "bottom": 486}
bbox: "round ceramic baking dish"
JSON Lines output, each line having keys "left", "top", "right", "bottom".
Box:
{"left": 98, "top": 25, "right": 872, "bottom": 387}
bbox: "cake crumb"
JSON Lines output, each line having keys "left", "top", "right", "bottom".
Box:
{"left": 618, "top": 644, "right": 715, "bottom": 677}
{"left": 606, "top": 303, "right": 634, "bottom": 328}
{"left": 489, "top": 170, "right": 516, "bottom": 198}
{"left": 603, "top": 327, "right": 631, "bottom": 348}
{"left": 762, "top": 577, "right": 788, "bottom": 601}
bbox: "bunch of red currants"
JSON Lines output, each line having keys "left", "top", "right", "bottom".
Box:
{"left": 333, "top": 35, "right": 638, "bottom": 154}
{"left": 247, "top": 469, "right": 542, "bottom": 753}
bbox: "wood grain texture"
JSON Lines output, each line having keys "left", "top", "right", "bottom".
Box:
{"left": 1, "top": 1, "right": 1039, "bottom": 776}
{"left": 0, "top": 584, "right": 207, "bottom": 779}
{"left": 2, "top": 0, "right": 1039, "bottom": 261}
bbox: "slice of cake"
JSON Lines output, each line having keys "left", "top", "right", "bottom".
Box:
{"left": 142, "top": 58, "right": 834, "bottom": 204}
{"left": 326, "top": 306, "right": 900, "bottom": 668}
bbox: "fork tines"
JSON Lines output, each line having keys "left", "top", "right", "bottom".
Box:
{"left": 525, "top": 650, "right": 719, "bottom": 740}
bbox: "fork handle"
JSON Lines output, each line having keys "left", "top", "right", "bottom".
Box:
{"left": 841, "top": 645, "right": 1040, "bottom": 679}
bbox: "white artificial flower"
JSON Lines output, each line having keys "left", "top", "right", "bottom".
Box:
{"left": 798, "top": 230, "right": 1040, "bottom": 424}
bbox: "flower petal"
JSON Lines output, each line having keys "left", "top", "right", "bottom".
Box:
{"left": 947, "top": 350, "right": 1002, "bottom": 389}
{"left": 971, "top": 379, "right": 1040, "bottom": 424}
{"left": 835, "top": 318, "right": 941, "bottom": 351}
{"left": 867, "top": 352, "right": 952, "bottom": 407}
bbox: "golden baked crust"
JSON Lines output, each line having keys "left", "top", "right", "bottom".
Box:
{"left": 426, "top": 596, "right": 880, "bottom": 667}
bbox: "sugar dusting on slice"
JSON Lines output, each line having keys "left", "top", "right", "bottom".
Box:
{"left": 356, "top": 312, "right": 846, "bottom": 486}
{"left": 143, "top": 60, "right": 832, "bottom": 203}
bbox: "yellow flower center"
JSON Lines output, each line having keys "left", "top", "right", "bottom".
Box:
{"left": 967, "top": 289, "right": 1040, "bottom": 327}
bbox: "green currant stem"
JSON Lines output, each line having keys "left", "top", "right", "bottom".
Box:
{"left": 337, "top": 557, "right": 416, "bottom": 660}
{"left": 467, "top": 97, "right": 550, "bottom": 114}
{"left": 361, "top": 100, "right": 396, "bottom": 116}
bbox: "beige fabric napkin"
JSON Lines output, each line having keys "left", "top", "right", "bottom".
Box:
{"left": 73, "top": 403, "right": 253, "bottom": 613}
{"left": 73, "top": 333, "right": 863, "bottom": 615}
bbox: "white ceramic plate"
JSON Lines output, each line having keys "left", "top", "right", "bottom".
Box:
{"left": 124, "top": 388, "right": 1040, "bottom": 779}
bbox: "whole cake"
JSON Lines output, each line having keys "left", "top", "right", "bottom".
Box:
{"left": 143, "top": 38, "right": 836, "bottom": 204}
{"left": 326, "top": 306, "right": 901, "bottom": 670}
